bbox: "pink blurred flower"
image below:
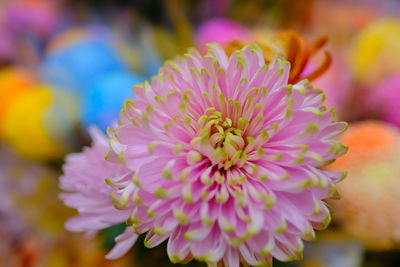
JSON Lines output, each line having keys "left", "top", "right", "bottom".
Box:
{"left": 4, "top": 0, "right": 59, "bottom": 37}
{"left": 59, "top": 127, "right": 137, "bottom": 257}
{"left": 366, "top": 76, "right": 400, "bottom": 128}
{"left": 328, "top": 121, "right": 400, "bottom": 249}
{"left": 307, "top": 51, "right": 352, "bottom": 116}
{"left": 0, "top": 27, "right": 15, "bottom": 62}
{"left": 195, "top": 18, "right": 251, "bottom": 53}
{"left": 105, "top": 44, "right": 347, "bottom": 266}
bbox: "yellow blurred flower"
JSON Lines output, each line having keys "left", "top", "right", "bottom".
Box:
{"left": 2, "top": 85, "right": 78, "bottom": 161}
{"left": 0, "top": 67, "right": 36, "bottom": 138}
{"left": 351, "top": 18, "right": 400, "bottom": 84}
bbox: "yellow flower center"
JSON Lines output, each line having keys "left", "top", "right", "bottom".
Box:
{"left": 191, "top": 109, "right": 248, "bottom": 170}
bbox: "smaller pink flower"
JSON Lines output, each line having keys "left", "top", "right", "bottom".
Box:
{"left": 366, "top": 76, "right": 400, "bottom": 128}
{"left": 59, "top": 127, "right": 137, "bottom": 258}
{"left": 195, "top": 17, "right": 251, "bottom": 53}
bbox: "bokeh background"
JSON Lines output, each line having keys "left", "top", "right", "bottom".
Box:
{"left": 1, "top": 0, "right": 400, "bottom": 266}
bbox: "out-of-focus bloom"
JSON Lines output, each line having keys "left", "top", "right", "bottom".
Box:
{"left": 46, "top": 24, "right": 162, "bottom": 77}
{"left": 41, "top": 27, "right": 127, "bottom": 94}
{"left": 0, "top": 0, "right": 60, "bottom": 64}
{"left": 350, "top": 18, "right": 400, "bottom": 84}
{"left": 0, "top": 67, "right": 36, "bottom": 138}
{"left": 47, "top": 26, "right": 110, "bottom": 53}
{"left": 0, "top": 27, "right": 15, "bottom": 63}
{"left": 195, "top": 17, "right": 251, "bottom": 53}
{"left": 104, "top": 44, "right": 347, "bottom": 266}
{"left": 311, "top": 1, "right": 378, "bottom": 44}
{"left": 365, "top": 76, "right": 400, "bottom": 128}
{"left": 329, "top": 121, "right": 400, "bottom": 249}
{"left": 0, "top": 143, "right": 128, "bottom": 267}
{"left": 60, "top": 127, "right": 136, "bottom": 256}
{"left": 308, "top": 51, "right": 352, "bottom": 116}
{"left": 2, "top": 85, "right": 78, "bottom": 161}
{"left": 81, "top": 72, "right": 144, "bottom": 131}
{"left": 3, "top": 0, "right": 59, "bottom": 37}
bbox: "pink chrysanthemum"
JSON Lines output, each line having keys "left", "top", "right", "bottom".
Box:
{"left": 59, "top": 127, "right": 137, "bottom": 258}
{"left": 104, "top": 44, "right": 347, "bottom": 266}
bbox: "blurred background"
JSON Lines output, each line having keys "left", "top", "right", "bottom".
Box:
{"left": 1, "top": 0, "right": 400, "bottom": 266}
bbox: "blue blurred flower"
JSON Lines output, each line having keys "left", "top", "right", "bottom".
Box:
{"left": 81, "top": 71, "right": 145, "bottom": 131}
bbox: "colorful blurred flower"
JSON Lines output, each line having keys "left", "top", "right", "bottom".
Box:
{"left": 0, "top": 27, "right": 15, "bottom": 63}
{"left": 365, "top": 76, "right": 400, "bottom": 128}
{"left": 329, "top": 121, "right": 400, "bottom": 250}
{"left": 311, "top": 1, "right": 378, "bottom": 44}
{"left": 100, "top": 44, "right": 347, "bottom": 266}
{"left": 2, "top": 84, "right": 78, "bottom": 161}
{"left": 0, "top": 67, "right": 36, "bottom": 138}
{"left": 350, "top": 18, "right": 400, "bottom": 85}
{"left": 41, "top": 26, "right": 127, "bottom": 95}
{"left": 195, "top": 17, "right": 251, "bottom": 53}
{"left": 81, "top": 72, "right": 144, "bottom": 131}
{"left": 3, "top": 0, "right": 60, "bottom": 38}
{"left": 309, "top": 51, "right": 352, "bottom": 117}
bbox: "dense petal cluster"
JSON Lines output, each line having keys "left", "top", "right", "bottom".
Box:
{"left": 59, "top": 127, "right": 137, "bottom": 258}
{"left": 105, "top": 44, "right": 347, "bottom": 266}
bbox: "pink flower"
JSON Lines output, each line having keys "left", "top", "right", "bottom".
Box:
{"left": 195, "top": 18, "right": 251, "bottom": 53}
{"left": 306, "top": 51, "right": 352, "bottom": 116}
{"left": 0, "top": 27, "right": 15, "bottom": 62}
{"left": 365, "top": 76, "right": 400, "bottom": 128}
{"left": 59, "top": 127, "right": 137, "bottom": 258}
{"left": 106, "top": 44, "right": 348, "bottom": 266}
{"left": 4, "top": 0, "right": 59, "bottom": 37}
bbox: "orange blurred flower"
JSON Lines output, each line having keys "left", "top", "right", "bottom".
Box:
{"left": 224, "top": 30, "right": 332, "bottom": 84}
{"left": 329, "top": 121, "right": 400, "bottom": 250}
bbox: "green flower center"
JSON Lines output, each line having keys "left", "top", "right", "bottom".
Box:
{"left": 191, "top": 109, "right": 248, "bottom": 170}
